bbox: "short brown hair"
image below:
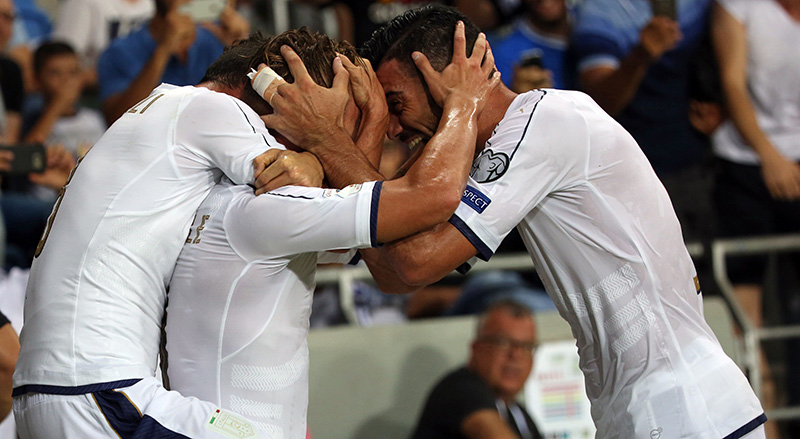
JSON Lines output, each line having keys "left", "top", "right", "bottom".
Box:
{"left": 202, "top": 29, "right": 362, "bottom": 111}
{"left": 257, "top": 27, "right": 363, "bottom": 88}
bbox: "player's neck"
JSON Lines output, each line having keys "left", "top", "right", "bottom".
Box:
{"left": 779, "top": 0, "right": 800, "bottom": 20}
{"left": 476, "top": 86, "right": 518, "bottom": 151}
{"left": 198, "top": 82, "right": 240, "bottom": 99}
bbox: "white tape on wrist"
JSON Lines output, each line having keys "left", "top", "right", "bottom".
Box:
{"left": 248, "top": 67, "right": 283, "bottom": 100}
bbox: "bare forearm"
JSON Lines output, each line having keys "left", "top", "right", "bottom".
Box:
{"left": 312, "top": 129, "right": 383, "bottom": 188}
{"left": 0, "top": 325, "right": 19, "bottom": 421}
{"left": 25, "top": 102, "right": 70, "bottom": 143}
{"left": 354, "top": 107, "right": 388, "bottom": 170}
{"left": 102, "top": 47, "right": 171, "bottom": 123}
{"left": 581, "top": 46, "right": 652, "bottom": 115}
{"left": 3, "top": 113, "right": 21, "bottom": 144}
{"left": 722, "top": 83, "right": 778, "bottom": 159}
{"left": 404, "top": 96, "right": 478, "bottom": 190}
{"left": 365, "top": 221, "right": 477, "bottom": 293}
{"left": 360, "top": 247, "right": 421, "bottom": 294}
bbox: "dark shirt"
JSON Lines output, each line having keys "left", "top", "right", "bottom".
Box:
{"left": 411, "top": 367, "right": 542, "bottom": 439}
{"left": 0, "top": 57, "right": 24, "bottom": 114}
{"left": 0, "top": 310, "right": 9, "bottom": 328}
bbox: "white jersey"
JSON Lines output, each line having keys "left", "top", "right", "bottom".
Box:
{"left": 14, "top": 84, "right": 278, "bottom": 390}
{"left": 165, "top": 179, "right": 379, "bottom": 438}
{"left": 711, "top": 0, "right": 800, "bottom": 165}
{"left": 452, "top": 90, "right": 764, "bottom": 438}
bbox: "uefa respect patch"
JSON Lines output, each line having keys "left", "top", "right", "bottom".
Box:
{"left": 462, "top": 185, "right": 491, "bottom": 213}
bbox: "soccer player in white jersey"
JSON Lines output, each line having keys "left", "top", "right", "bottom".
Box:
{"left": 263, "top": 6, "right": 767, "bottom": 439}
{"left": 165, "top": 28, "right": 499, "bottom": 439}
{"left": 9, "top": 35, "right": 330, "bottom": 438}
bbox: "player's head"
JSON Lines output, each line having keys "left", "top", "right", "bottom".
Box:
{"left": 33, "top": 41, "right": 83, "bottom": 101}
{"left": 204, "top": 29, "right": 363, "bottom": 140}
{"left": 263, "top": 28, "right": 364, "bottom": 142}
{"left": 360, "top": 5, "right": 482, "bottom": 150}
{"left": 469, "top": 299, "right": 537, "bottom": 402}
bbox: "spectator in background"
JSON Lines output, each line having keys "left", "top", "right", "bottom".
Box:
{"left": 571, "top": 0, "right": 714, "bottom": 242}
{"left": 339, "top": 0, "right": 520, "bottom": 47}
{"left": 0, "top": 310, "right": 19, "bottom": 423}
{"left": 711, "top": 1, "right": 800, "bottom": 435}
{"left": 52, "top": 0, "right": 155, "bottom": 88}
{"left": 5, "top": 0, "right": 51, "bottom": 94}
{"left": 97, "top": 0, "right": 249, "bottom": 124}
{"left": 0, "top": 146, "right": 76, "bottom": 269}
{"left": 23, "top": 41, "right": 106, "bottom": 159}
{"left": 0, "top": 0, "right": 24, "bottom": 144}
{"left": 411, "top": 300, "right": 542, "bottom": 439}
{"left": 489, "top": 0, "right": 573, "bottom": 91}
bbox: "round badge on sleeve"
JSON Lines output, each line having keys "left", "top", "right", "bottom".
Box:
{"left": 470, "top": 149, "right": 510, "bottom": 183}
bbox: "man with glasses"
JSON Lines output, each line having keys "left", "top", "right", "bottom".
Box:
{"left": 411, "top": 300, "right": 542, "bottom": 439}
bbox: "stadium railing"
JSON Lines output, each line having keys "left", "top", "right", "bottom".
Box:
{"left": 315, "top": 234, "right": 800, "bottom": 423}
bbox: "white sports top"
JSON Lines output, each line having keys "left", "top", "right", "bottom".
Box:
{"left": 451, "top": 90, "right": 764, "bottom": 438}
{"left": 14, "top": 84, "right": 278, "bottom": 390}
{"left": 712, "top": 0, "right": 800, "bottom": 164}
{"left": 165, "top": 179, "right": 379, "bottom": 439}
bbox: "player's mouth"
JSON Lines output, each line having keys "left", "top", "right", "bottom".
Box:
{"left": 407, "top": 136, "right": 427, "bottom": 151}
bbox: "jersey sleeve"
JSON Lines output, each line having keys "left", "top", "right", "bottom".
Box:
{"left": 449, "top": 91, "right": 590, "bottom": 260}
{"left": 227, "top": 181, "right": 382, "bottom": 260}
{"left": 316, "top": 249, "right": 360, "bottom": 265}
{"left": 176, "top": 91, "right": 283, "bottom": 186}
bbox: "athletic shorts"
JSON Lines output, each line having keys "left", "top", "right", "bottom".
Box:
{"left": 713, "top": 159, "right": 800, "bottom": 283}
{"left": 13, "top": 377, "right": 262, "bottom": 439}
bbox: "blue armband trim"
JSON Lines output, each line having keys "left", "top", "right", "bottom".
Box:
{"left": 448, "top": 215, "right": 493, "bottom": 261}
{"left": 12, "top": 379, "right": 143, "bottom": 396}
{"left": 370, "top": 181, "right": 383, "bottom": 247}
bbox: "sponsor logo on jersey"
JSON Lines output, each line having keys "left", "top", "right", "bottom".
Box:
{"left": 207, "top": 408, "right": 257, "bottom": 438}
{"left": 470, "top": 149, "right": 509, "bottom": 183}
{"left": 462, "top": 185, "right": 491, "bottom": 213}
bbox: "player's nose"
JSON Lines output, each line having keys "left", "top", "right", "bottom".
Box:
{"left": 387, "top": 115, "right": 403, "bottom": 141}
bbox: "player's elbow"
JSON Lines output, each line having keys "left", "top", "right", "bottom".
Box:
{"left": 394, "top": 261, "right": 442, "bottom": 288}
{"left": 373, "top": 276, "right": 422, "bottom": 295}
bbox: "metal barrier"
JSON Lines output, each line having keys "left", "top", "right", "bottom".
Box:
{"left": 316, "top": 234, "right": 800, "bottom": 421}
{"left": 711, "top": 234, "right": 800, "bottom": 422}
{"left": 316, "top": 244, "right": 704, "bottom": 326}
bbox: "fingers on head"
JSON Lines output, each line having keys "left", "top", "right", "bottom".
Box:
{"left": 481, "top": 40, "right": 495, "bottom": 74}
{"left": 280, "top": 45, "right": 311, "bottom": 84}
{"left": 452, "top": 21, "right": 467, "bottom": 61}
{"left": 471, "top": 32, "right": 487, "bottom": 61}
